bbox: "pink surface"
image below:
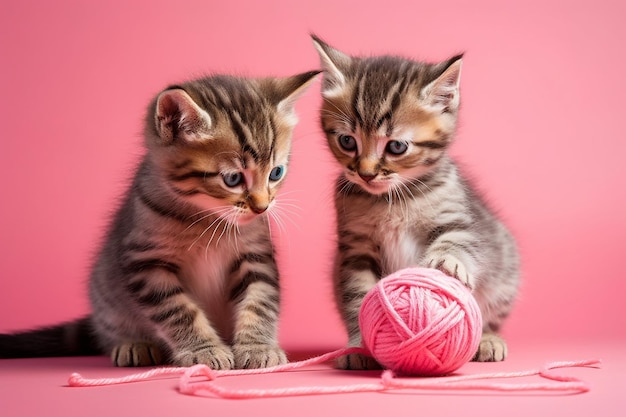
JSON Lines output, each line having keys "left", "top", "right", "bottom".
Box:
{"left": 1, "top": 0, "right": 625, "bottom": 414}
{"left": 0, "top": 342, "right": 623, "bottom": 416}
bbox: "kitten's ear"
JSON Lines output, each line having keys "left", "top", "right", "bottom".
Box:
{"left": 154, "top": 88, "right": 212, "bottom": 144}
{"left": 422, "top": 55, "right": 463, "bottom": 112}
{"left": 273, "top": 70, "right": 321, "bottom": 125}
{"left": 311, "top": 34, "right": 352, "bottom": 97}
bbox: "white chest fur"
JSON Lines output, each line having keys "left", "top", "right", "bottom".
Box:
{"left": 374, "top": 202, "right": 426, "bottom": 276}
{"left": 379, "top": 220, "right": 423, "bottom": 275}
{"left": 182, "top": 243, "right": 235, "bottom": 340}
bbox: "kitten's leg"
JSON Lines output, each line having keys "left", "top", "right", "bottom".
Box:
{"left": 424, "top": 228, "right": 511, "bottom": 362}
{"left": 474, "top": 332, "right": 507, "bottom": 362}
{"left": 229, "top": 257, "right": 287, "bottom": 369}
{"left": 473, "top": 299, "right": 514, "bottom": 362}
{"left": 91, "top": 312, "right": 166, "bottom": 367}
{"left": 334, "top": 248, "right": 383, "bottom": 370}
{"left": 423, "top": 227, "right": 480, "bottom": 289}
{"left": 125, "top": 269, "right": 234, "bottom": 369}
{"left": 111, "top": 342, "right": 164, "bottom": 367}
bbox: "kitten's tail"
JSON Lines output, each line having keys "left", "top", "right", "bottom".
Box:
{"left": 0, "top": 317, "right": 101, "bottom": 358}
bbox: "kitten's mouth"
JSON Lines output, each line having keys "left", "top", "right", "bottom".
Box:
{"left": 353, "top": 176, "right": 390, "bottom": 195}
{"left": 234, "top": 212, "right": 258, "bottom": 225}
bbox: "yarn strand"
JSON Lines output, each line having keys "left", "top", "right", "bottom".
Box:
{"left": 68, "top": 347, "right": 368, "bottom": 388}
{"left": 67, "top": 349, "right": 600, "bottom": 398}
{"left": 69, "top": 366, "right": 188, "bottom": 387}
{"left": 380, "top": 359, "right": 600, "bottom": 393}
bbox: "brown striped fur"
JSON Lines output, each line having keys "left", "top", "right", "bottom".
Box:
{"left": 0, "top": 71, "right": 319, "bottom": 368}
{"left": 312, "top": 35, "right": 520, "bottom": 369}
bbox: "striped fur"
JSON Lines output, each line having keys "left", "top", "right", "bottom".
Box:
{"left": 0, "top": 71, "right": 319, "bottom": 368}
{"left": 312, "top": 36, "right": 520, "bottom": 369}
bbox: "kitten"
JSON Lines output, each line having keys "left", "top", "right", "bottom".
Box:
{"left": 0, "top": 71, "right": 319, "bottom": 368}
{"left": 311, "top": 35, "right": 520, "bottom": 369}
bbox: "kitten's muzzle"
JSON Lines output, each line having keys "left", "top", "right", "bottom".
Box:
{"left": 358, "top": 173, "right": 377, "bottom": 183}
{"left": 247, "top": 193, "right": 270, "bottom": 214}
{"left": 250, "top": 204, "right": 268, "bottom": 214}
{"left": 356, "top": 156, "right": 380, "bottom": 184}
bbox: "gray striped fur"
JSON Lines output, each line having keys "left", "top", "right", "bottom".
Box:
{"left": 0, "top": 71, "right": 318, "bottom": 368}
{"left": 312, "top": 36, "right": 519, "bottom": 369}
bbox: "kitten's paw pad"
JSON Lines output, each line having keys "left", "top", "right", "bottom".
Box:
{"left": 473, "top": 333, "right": 507, "bottom": 362}
{"left": 233, "top": 344, "right": 287, "bottom": 369}
{"left": 427, "top": 254, "right": 473, "bottom": 289}
{"left": 336, "top": 353, "right": 382, "bottom": 371}
{"left": 175, "top": 344, "right": 235, "bottom": 369}
{"left": 111, "top": 343, "right": 164, "bottom": 367}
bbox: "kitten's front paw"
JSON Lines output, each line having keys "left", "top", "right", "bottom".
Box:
{"left": 336, "top": 353, "right": 382, "bottom": 371}
{"left": 111, "top": 342, "right": 164, "bottom": 367}
{"left": 232, "top": 344, "right": 287, "bottom": 369}
{"left": 426, "top": 254, "right": 473, "bottom": 289}
{"left": 174, "top": 344, "right": 235, "bottom": 369}
{"left": 473, "top": 333, "right": 507, "bottom": 362}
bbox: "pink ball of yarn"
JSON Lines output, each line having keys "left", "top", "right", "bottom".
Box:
{"left": 359, "top": 267, "right": 482, "bottom": 376}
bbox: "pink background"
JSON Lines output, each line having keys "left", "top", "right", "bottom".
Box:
{"left": 1, "top": 0, "right": 625, "bottom": 355}
{"left": 2, "top": 1, "right": 625, "bottom": 416}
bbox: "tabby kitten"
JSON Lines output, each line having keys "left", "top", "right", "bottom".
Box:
{"left": 0, "top": 71, "right": 319, "bottom": 368}
{"left": 312, "top": 36, "right": 520, "bottom": 369}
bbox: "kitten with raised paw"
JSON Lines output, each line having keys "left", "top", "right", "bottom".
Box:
{"left": 0, "top": 71, "right": 319, "bottom": 369}
{"left": 311, "top": 35, "right": 519, "bottom": 370}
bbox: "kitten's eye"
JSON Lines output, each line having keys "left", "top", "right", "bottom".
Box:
{"left": 338, "top": 134, "right": 357, "bottom": 152}
{"left": 269, "top": 165, "right": 285, "bottom": 182}
{"left": 386, "top": 140, "right": 408, "bottom": 155}
{"left": 222, "top": 172, "right": 243, "bottom": 187}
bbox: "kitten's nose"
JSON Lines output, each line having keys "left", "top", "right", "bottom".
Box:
{"left": 358, "top": 173, "right": 376, "bottom": 183}
{"left": 248, "top": 193, "right": 269, "bottom": 215}
{"left": 250, "top": 205, "right": 268, "bottom": 214}
{"left": 247, "top": 191, "right": 271, "bottom": 214}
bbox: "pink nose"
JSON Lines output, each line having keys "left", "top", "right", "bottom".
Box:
{"left": 359, "top": 173, "right": 376, "bottom": 183}
{"left": 250, "top": 205, "right": 268, "bottom": 214}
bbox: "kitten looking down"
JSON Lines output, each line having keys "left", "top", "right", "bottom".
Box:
{"left": 0, "top": 71, "right": 319, "bottom": 368}
{"left": 312, "top": 35, "right": 520, "bottom": 369}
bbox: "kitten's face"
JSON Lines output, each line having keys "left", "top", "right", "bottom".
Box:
{"left": 161, "top": 125, "right": 291, "bottom": 226}
{"left": 148, "top": 72, "right": 318, "bottom": 225}
{"left": 313, "top": 36, "right": 463, "bottom": 196}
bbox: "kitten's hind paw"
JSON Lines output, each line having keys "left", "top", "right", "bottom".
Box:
{"left": 233, "top": 343, "right": 287, "bottom": 369}
{"left": 473, "top": 333, "right": 508, "bottom": 362}
{"left": 111, "top": 342, "right": 164, "bottom": 367}
{"left": 174, "top": 344, "right": 235, "bottom": 369}
{"left": 336, "top": 352, "right": 382, "bottom": 370}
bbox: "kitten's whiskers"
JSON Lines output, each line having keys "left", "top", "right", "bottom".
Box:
{"left": 337, "top": 176, "right": 356, "bottom": 216}
{"left": 391, "top": 182, "right": 409, "bottom": 219}
{"left": 320, "top": 109, "right": 353, "bottom": 127}
{"left": 321, "top": 101, "right": 353, "bottom": 127}
{"left": 221, "top": 209, "right": 240, "bottom": 254}
{"left": 183, "top": 206, "right": 231, "bottom": 233}
{"left": 272, "top": 199, "right": 302, "bottom": 222}
{"left": 233, "top": 218, "right": 242, "bottom": 254}
{"left": 337, "top": 176, "right": 355, "bottom": 196}
{"left": 204, "top": 216, "right": 227, "bottom": 253}
{"left": 403, "top": 176, "right": 436, "bottom": 214}
{"left": 386, "top": 188, "right": 394, "bottom": 212}
{"left": 267, "top": 211, "right": 285, "bottom": 236}
{"left": 187, "top": 207, "right": 233, "bottom": 251}
{"left": 213, "top": 212, "right": 235, "bottom": 249}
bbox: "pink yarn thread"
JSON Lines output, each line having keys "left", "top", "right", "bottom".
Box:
{"left": 68, "top": 349, "right": 600, "bottom": 398}
{"left": 66, "top": 267, "right": 599, "bottom": 398}
{"left": 360, "top": 267, "right": 482, "bottom": 375}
